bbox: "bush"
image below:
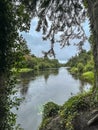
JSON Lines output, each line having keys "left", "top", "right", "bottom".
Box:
{"left": 84, "top": 63, "right": 94, "bottom": 72}
{"left": 81, "top": 71, "right": 94, "bottom": 83}
{"left": 43, "top": 102, "right": 60, "bottom": 118}
{"left": 34, "top": 65, "right": 39, "bottom": 70}
{"left": 70, "top": 67, "right": 78, "bottom": 75}
{"left": 77, "top": 63, "right": 84, "bottom": 74}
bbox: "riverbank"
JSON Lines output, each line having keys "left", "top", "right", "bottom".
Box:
{"left": 68, "top": 68, "right": 94, "bottom": 84}
{"left": 11, "top": 68, "right": 33, "bottom": 73}
{"left": 14, "top": 67, "right": 91, "bottom": 130}
{"left": 81, "top": 71, "right": 94, "bottom": 84}
{"left": 65, "top": 50, "right": 94, "bottom": 84}
{"left": 39, "top": 89, "right": 98, "bottom": 130}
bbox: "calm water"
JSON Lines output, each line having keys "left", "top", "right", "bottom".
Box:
{"left": 14, "top": 67, "right": 91, "bottom": 130}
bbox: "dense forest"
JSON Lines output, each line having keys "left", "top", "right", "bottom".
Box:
{"left": 13, "top": 52, "right": 62, "bottom": 73}
{"left": 12, "top": 44, "right": 62, "bottom": 73}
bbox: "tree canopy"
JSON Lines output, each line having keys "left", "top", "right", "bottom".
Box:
{"left": 0, "top": 0, "right": 31, "bottom": 73}
{"left": 21, "top": 0, "right": 88, "bottom": 57}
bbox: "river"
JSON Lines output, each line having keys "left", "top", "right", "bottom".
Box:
{"left": 14, "top": 67, "right": 91, "bottom": 130}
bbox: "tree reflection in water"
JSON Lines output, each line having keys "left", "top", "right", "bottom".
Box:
{"left": 70, "top": 72, "right": 92, "bottom": 93}
{"left": 18, "top": 69, "right": 59, "bottom": 95}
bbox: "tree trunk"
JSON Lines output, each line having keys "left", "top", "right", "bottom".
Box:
{"left": 93, "top": 2, "right": 98, "bottom": 89}
{"left": 87, "top": 1, "right": 98, "bottom": 89}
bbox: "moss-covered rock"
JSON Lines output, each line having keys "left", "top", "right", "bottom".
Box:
{"left": 43, "top": 102, "right": 60, "bottom": 118}
{"left": 39, "top": 90, "right": 98, "bottom": 130}
{"left": 39, "top": 102, "right": 60, "bottom": 130}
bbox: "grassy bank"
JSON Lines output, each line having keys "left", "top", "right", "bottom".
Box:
{"left": 66, "top": 50, "right": 94, "bottom": 84}
{"left": 81, "top": 71, "right": 94, "bottom": 84}
{"left": 69, "top": 67, "right": 94, "bottom": 84}
{"left": 11, "top": 68, "right": 33, "bottom": 73}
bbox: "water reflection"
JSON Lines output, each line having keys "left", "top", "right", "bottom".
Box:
{"left": 69, "top": 71, "right": 92, "bottom": 93}
{"left": 18, "top": 69, "right": 59, "bottom": 95}
{"left": 15, "top": 67, "right": 91, "bottom": 130}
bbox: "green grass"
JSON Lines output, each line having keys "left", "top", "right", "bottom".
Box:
{"left": 18, "top": 68, "right": 33, "bottom": 73}
{"left": 11, "top": 68, "right": 33, "bottom": 73}
{"left": 81, "top": 71, "right": 94, "bottom": 83}
{"left": 70, "top": 67, "right": 78, "bottom": 75}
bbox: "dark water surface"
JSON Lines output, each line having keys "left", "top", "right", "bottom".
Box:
{"left": 14, "top": 67, "right": 91, "bottom": 130}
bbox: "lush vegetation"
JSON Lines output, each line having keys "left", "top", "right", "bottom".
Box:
{"left": 39, "top": 89, "right": 97, "bottom": 130}
{"left": 1, "top": 0, "right": 98, "bottom": 130}
{"left": 66, "top": 49, "right": 94, "bottom": 83}
{"left": 13, "top": 53, "right": 62, "bottom": 73}
{"left": 39, "top": 102, "right": 61, "bottom": 130}
{"left": 23, "top": 55, "right": 61, "bottom": 70}
{"left": 10, "top": 36, "right": 62, "bottom": 73}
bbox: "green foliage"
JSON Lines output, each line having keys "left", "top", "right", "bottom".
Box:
{"left": 43, "top": 102, "right": 60, "bottom": 118}
{"left": 77, "top": 63, "right": 84, "bottom": 73}
{"left": 39, "top": 118, "right": 51, "bottom": 130}
{"left": 13, "top": 68, "right": 33, "bottom": 73}
{"left": 15, "top": 54, "right": 61, "bottom": 72}
{"left": 0, "top": 73, "right": 23, "bottom": 130}
{"left": 0, "top": 0, "right": 31, "bottom": 73}
{"left": 84, "top": 63, "right": 94, "bottom": 72}
{"left": 39, "top": 90, "right": 94, "bottom": 130}
{"left": 81, "top": 71, "right": 94, "bottom": 83}
{"left": 60, "top": 92, "right": 91, "bottom": 130}
{"left": 66, "top": 49, "right": 94, "bottom": 82}
{"left": 0, "top": 0, "right": 96, "bottom": 130}
{"left": 70, "top": 67, "right": 78, "bottom": 75}
{"left": 61, "top": 93, "right": 90, "bottom": 117}
{"left": 83, "top": 0, "right": 88, "bottom": 8}
{"left": 39, "top": 102, "right": 60, "bottom": 130}
{"left": 67, "top": 50, "right": 92, "bottom": 66}
{"left": 0, "top": 0, "right": 31, "bottom": 129}
{"left": 0, "top": 0, "right": 16, "bottom": 72}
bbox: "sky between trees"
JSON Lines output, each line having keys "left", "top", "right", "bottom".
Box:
{"left": 22, "top": 17, "right": 90, "bottom": 63}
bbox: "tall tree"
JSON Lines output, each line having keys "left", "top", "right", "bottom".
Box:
{"left": 86, "top": 0, "right": 98, "bottom": 89}
{"left": 0, "top": 0, "right": 31, "bottom": 129}
{"left": 0, "top": 0, "right": 32, "bottom": 74}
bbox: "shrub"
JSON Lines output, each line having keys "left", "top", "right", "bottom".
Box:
{"left": 81, "top": 71, "right": 94, "bottom": 83}
{"left": 43, "top": 102, "right": 60, "bottom": 118}
{"left": 84, "top": 63, "right": 94, "bottom": 72}
{"left": 77, "top": 63, "right": 84, "bottom": 74}
{"left": 70, "top": 67, "right": 78, "bottom": 75}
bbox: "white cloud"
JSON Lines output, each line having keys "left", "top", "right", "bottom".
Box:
{"left": 22, "top": 18, "right": 90, "bottom": 62}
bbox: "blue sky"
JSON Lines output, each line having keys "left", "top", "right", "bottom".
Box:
{"left": 22, "top": 18, "right": 91, "bottom": 63}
